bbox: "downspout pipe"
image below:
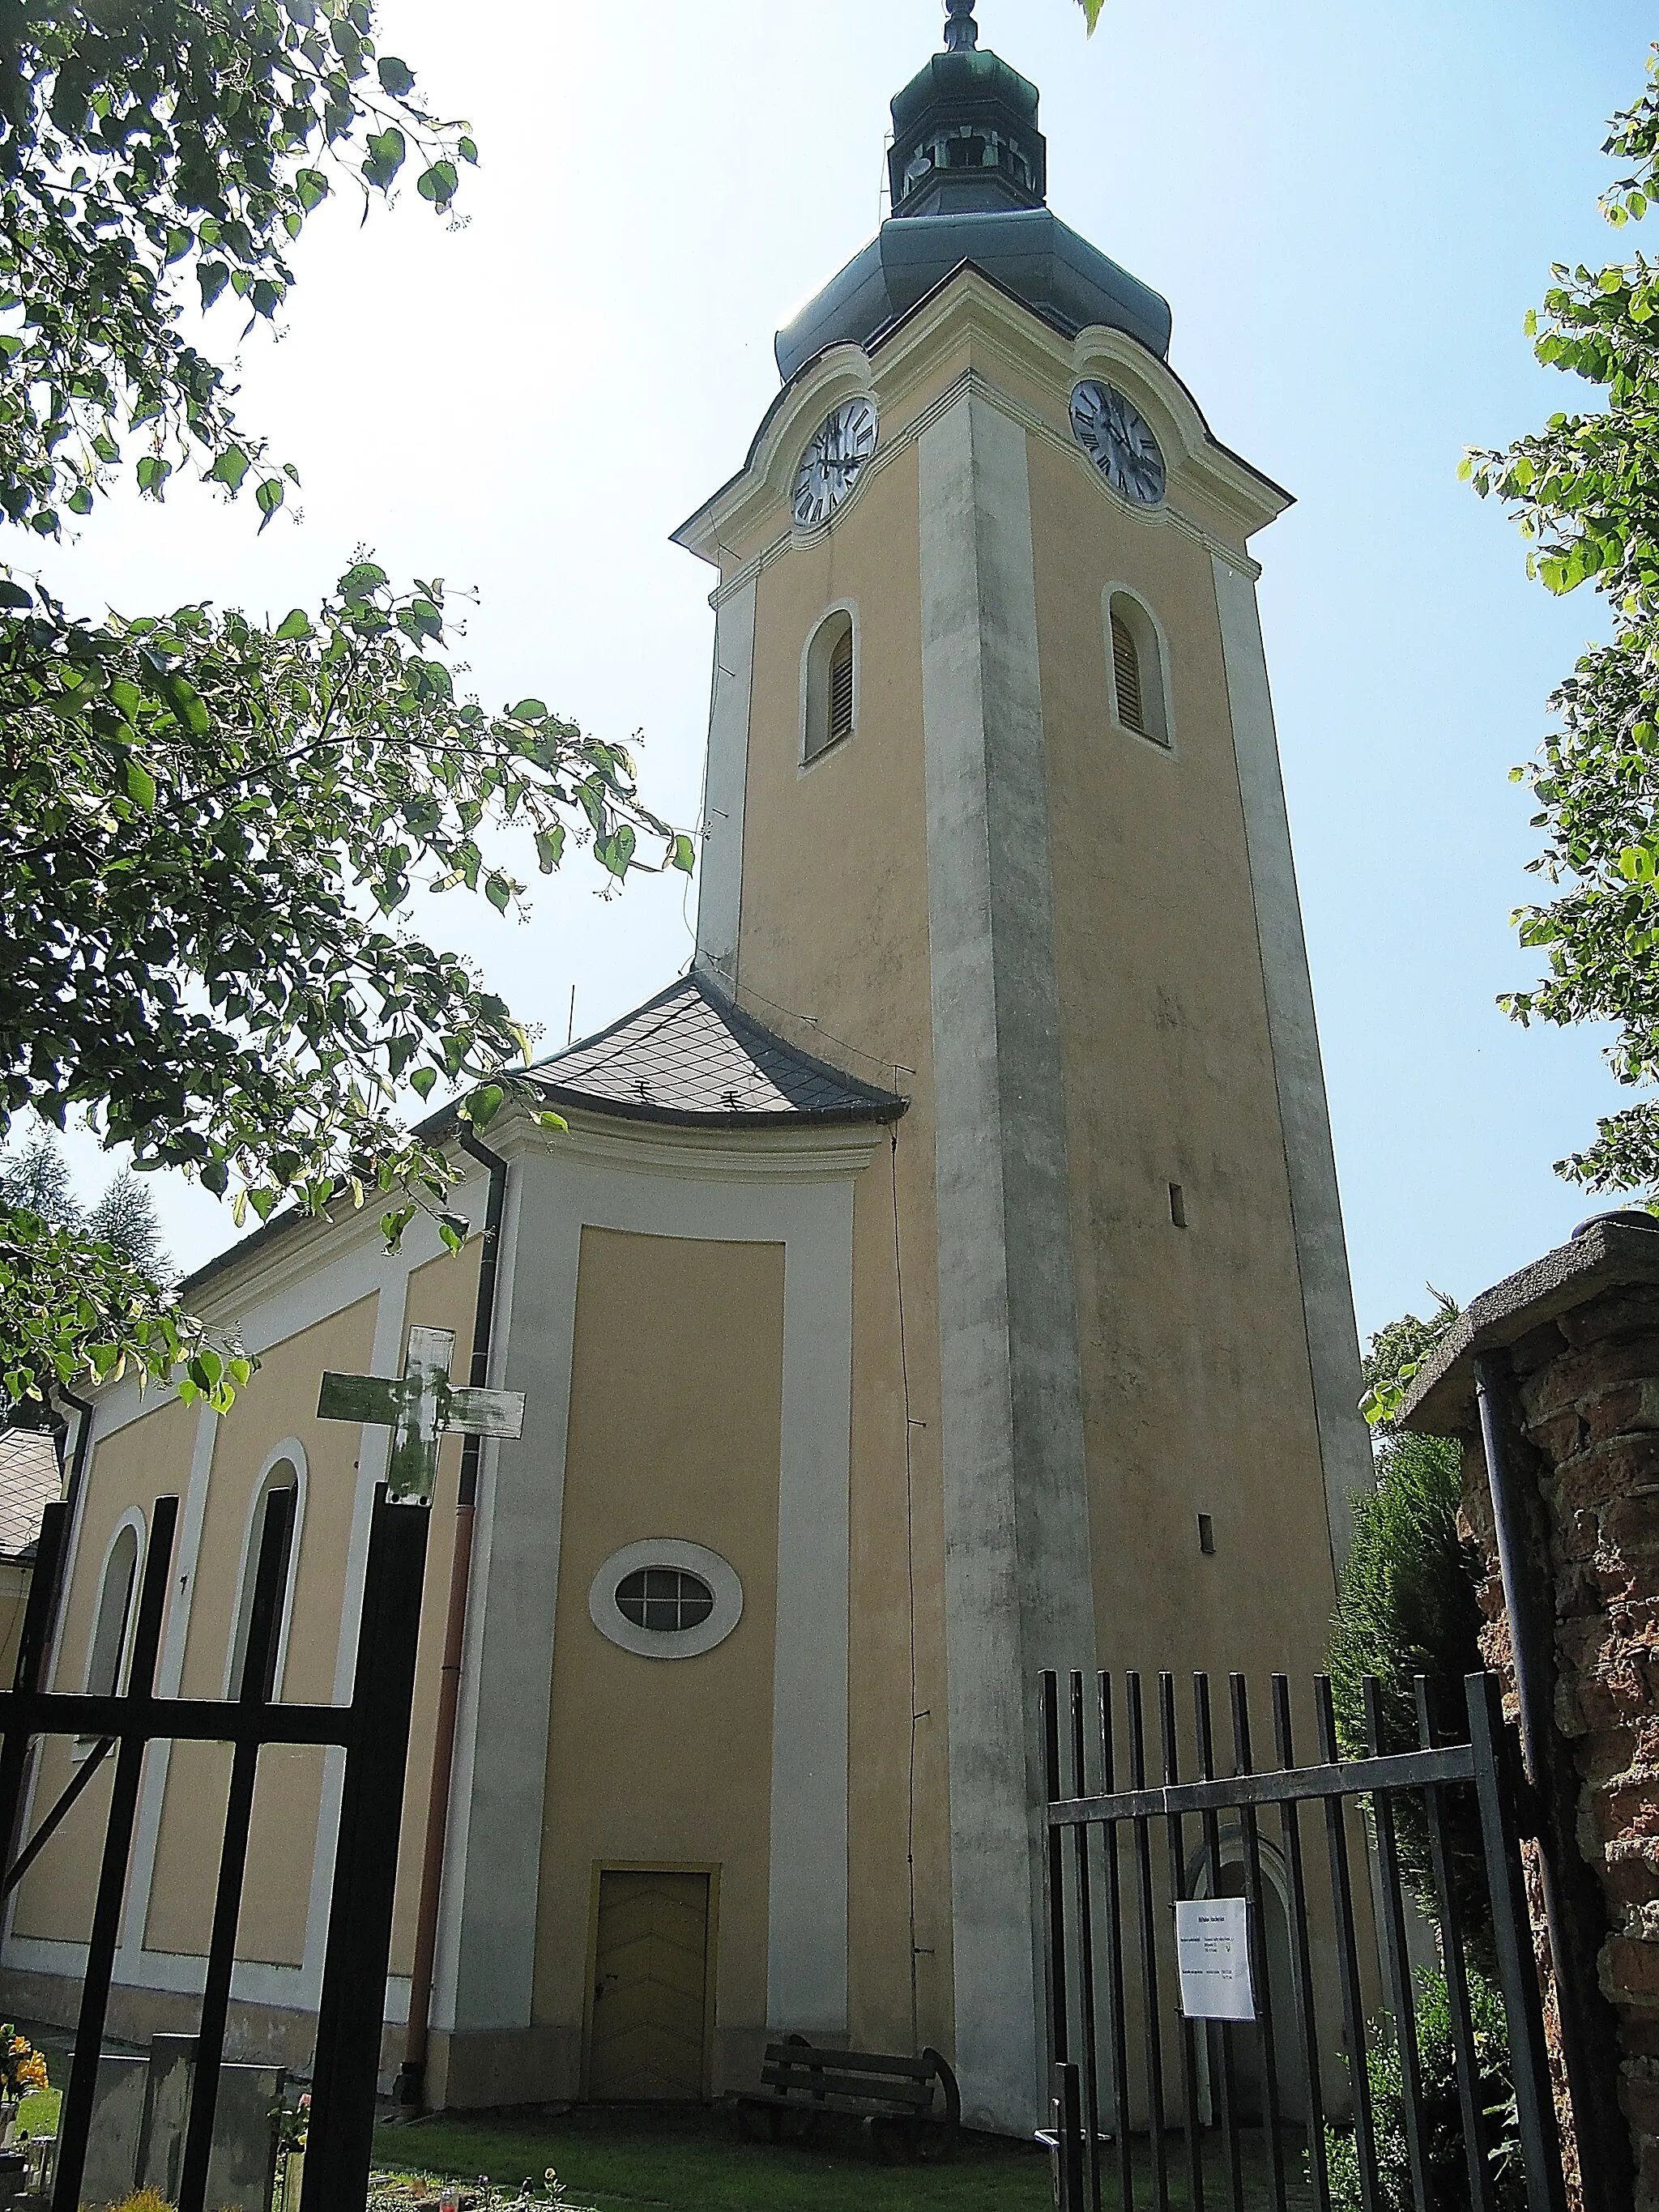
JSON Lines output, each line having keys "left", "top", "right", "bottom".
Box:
{"left": 44, "top": 1387, "right": 94, "bottom": 1673}
{"left": 1473, "top": 1352, "right": 1634, "bottom": 2212}
{"left": 394, "top": 1132, "right": 510, "bottom": 2114}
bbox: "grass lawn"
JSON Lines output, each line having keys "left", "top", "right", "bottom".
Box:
{"left": 372, "top": 2106, "right": 1317, "bottom": 2211}
{"left": 372, "top": 2103, "right": 1053, "bottom": 2211}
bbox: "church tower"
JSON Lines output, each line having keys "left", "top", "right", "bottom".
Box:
{"left": 674, "top": 0, "right": 1371, "bottom": 2133}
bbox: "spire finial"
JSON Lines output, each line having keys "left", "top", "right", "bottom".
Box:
{"left": 943, "top": 0, "right": 979, "bottom": 52}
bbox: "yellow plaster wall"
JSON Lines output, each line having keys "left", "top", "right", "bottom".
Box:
{"left": 1026, "top": 431, "right": 1339, "bottom": 1702}
{"left": 727, "top": 424, "right": 957, "bottom": 2059}
{"left": 13, "top": 1394, "right": 199, "bottom": 1943}
{"left": 533, "top": 1228, "right": 784, "bottom": 2092}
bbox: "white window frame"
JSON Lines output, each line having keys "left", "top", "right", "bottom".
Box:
{"left": 1103, "top": 583, "right": 1175, "bottom": 751}
{"left": 800, "top": 600, "right": 859, "bottom": 769}
{"left": 78, "top": 1508, "right": 144, "bottom": 1754}
{"left": 588, "top": 1539, "right": 744, "bottom": 1660}
{"left": 223, "top": 1439, "right": 307, "bottom": 1702}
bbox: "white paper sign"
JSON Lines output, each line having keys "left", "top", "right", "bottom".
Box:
{"left": 1176, "top": 1898, "right": 1256, "bottom": 2022}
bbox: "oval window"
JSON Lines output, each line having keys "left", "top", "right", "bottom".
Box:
{"left": 615, "top": 1566, "right": 715, "bottom": 1634}
{"left": 589, "top": 1541, "right": 743, "bottom": 1660}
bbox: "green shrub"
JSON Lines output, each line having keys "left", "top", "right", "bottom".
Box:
{"left": 1332, "top": 1294, "right": 1490, "bottom": 1947}
{"left": 1324, "top": 1966, "right": 1522, "bottom": 2212}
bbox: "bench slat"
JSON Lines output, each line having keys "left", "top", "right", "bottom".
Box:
{"left": 761, "top": 2067, "right": 931, "bottom": 2108}
{"left": 761, "top": 2045, "right": 936, "bottom": 2080}
{"left": 762, "top": 2088, "right": 931, "bottom": 2119}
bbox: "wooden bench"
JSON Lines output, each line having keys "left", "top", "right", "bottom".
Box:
{"left": 736, "top": 2034, "right": 961, "bottom": 2162}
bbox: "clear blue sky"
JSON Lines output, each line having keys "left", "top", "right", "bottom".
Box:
{"left": 25, "top": 0, "right": 1658, "bottom": 1343}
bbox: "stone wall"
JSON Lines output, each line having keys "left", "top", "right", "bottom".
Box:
{"left": 1403, "top": 1219, "right": 1659, "bottom": 2212}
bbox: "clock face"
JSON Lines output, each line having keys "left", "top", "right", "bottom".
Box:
{"left": 1070, "top": 381, "right": 1166, "bottom": 506}
{"left": 793, "top": 397, "right": 878, "bottom": 529}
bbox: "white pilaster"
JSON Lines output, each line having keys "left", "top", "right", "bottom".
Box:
{"left": 919, "top": 388, "right": 1096, "bottom": 2136}
{"left": 1211, "top": 556, "right": 1371, "bottom": 1566}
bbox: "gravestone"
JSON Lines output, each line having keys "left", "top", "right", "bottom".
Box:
{"left": 78, "top": 2052, "right": 147, "bottom": 2208}
{"left": 139, "top": 2034, "right": 283, "bottom": 2211}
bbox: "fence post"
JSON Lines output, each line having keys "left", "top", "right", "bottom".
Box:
{"left": 1051, "top": 2060, "right": 1088, "bottom": 2212}
{"left": 1466, "top": 1672, "right": 1572, "bottom": 2212}
{"left": 303, "top": 1493, "right": 431, "bottom": 2206}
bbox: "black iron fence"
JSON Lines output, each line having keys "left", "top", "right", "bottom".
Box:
{"left": 1040, "top": 1668, "right": 1570, "bottom": 2212}
{"left": 0, "top": 1480, "right": 429, "bottom": 2212}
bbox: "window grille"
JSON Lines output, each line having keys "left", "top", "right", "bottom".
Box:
{"left": 616, "top": 1566, "right": 716, "bottom": 1634}
{"left": 1111, "top": 611, "right": 1145, "bottom": 734}
{"left": 829, "top": 627, "right": 855, "bottom": 741}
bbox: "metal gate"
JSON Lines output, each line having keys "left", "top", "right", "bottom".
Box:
{"left": 1040, "top": 1668, "right": 1570, "bottom": 2212}
{"left": 0, "top": 1477, "right": 429, "bottom": 2212}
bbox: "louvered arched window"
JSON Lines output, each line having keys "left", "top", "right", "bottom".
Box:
{"left": 1107, "top": 591, "right": 1170, "bottom": 747}
{"left": 86, "top": 1519, "right": 139, "bottom": 1698}
{"left": 227, "top": 1460, "right": 301, "bottom": 1699}
{"left": 804, "top": 607, "right": 857, "bottom": 762}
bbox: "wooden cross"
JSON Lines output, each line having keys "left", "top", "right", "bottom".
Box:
{"left": 317, "top": 1326, "right": 525, "bottom": 1504}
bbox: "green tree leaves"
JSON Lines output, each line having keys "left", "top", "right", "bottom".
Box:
{"left": 0, "top": 561, "right": 686, "bottom": 1405}
{"left": 1467, "top": 45, "right": 1659, "bottom": 1196}
{"left": 0, "top": 0, "right": 478, "bottom": 536}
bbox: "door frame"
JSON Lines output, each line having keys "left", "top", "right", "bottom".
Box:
{"left": 580, "top": 1860, "right": 722, "bottom": 2103}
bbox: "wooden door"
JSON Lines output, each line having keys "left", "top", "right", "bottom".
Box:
{"left": 586, "top": 1869, "right": 711, "bottom": 2101}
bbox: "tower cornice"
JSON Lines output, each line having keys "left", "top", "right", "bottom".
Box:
{"left": 672, "top": 264, "right": 1290, "bottom": 577}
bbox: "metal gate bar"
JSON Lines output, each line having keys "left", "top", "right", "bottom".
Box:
{"left": 1043, "top": 1669, "right": 1572, "bottom": 2212}
{"left": 53, "top": 1494, "right": 179, "bottom": 2210}
{"left": 1158, "top": 1674, "right": 1205, "bottom": 2212}
{"left": 178, "top": 1483, "right": 296, "bottom": 2212}
{"left": 1193, "top": 1677, "right": 1246, "bottom": 2212}
{"left": 1268, "top": 1679, "right": 1328, "bottom": 2208}
{"left": 1228, "top": 1678, "right": 1286, "bottom": 2212}
{"left": 0, "top": 1483, "right": 428, "bottom": 2212}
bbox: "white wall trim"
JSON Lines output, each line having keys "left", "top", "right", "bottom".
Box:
{"left": 694, "top": 576, "right": 757, "bottom": 995}
{"left": 82, "top": 1508, "right": 146, "bottom": 1696}
{"left": 1209, "top": 555, "right": 1370, "bottom": 1566}
{"left": 1102, "top": 581, "right": 1176, "bottom": 752}
{"left": 444, "top": 1149, "right": 855, "bottom": 2044}
{"left": 588, "top": 1539, "right": 744, "bottom": 1660}
{"left": 220, "top": 1438, "right": 309, "bottom": 1701}
{"left": 799, "top": 597, "right": 860, "bottom": 772}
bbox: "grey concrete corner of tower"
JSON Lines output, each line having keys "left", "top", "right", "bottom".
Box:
{"left": 774, "top": 0, "right": 1172, "bottom": 384}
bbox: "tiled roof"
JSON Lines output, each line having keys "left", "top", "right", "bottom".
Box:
{"left": 0, "top": 1428, "right": 60, "bottom": 1562}
{"left": 527, "top": 973, "right": 906, "bottom": 1128}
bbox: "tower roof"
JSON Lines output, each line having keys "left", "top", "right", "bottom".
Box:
{"left": 774, "top": 3, "right": 1171, "bottom": 382}
{"left": 889, "top": 2, "right": 1046, "bottom": 220}
{"left": 526, "top": 973, "right": 906, "bottom": 1130}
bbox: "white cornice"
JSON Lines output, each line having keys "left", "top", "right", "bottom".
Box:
{"left": 544, "top": 1108, "right": 885, "bottom": 1183}
{"left": 684, "top": 269, "right": 1285, "bottom": 592}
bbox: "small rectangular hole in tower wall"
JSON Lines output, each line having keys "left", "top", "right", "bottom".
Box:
{"left": 1197, "top": 1513, "right": 1216, "bottom": 1556}
{"left": 1169, "top": 1183, "right": 1187, "bottom": 1228}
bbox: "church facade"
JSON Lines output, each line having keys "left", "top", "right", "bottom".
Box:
{"left": 1, "top": 6, "right": 1370, "bottom": 2137}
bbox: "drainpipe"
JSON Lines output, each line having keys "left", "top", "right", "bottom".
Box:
{"left": 394, "top": 1132, "right": 510, "bottom": 2114}
{"left": 45, "top": 1387, "right": 94, "bottom": 1670}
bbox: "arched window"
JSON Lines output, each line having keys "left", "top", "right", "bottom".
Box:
{"left": 804, "top": 607, "right": 857, "bottom": 763}
{"left": 1107, "top": 591, "right": 1171, "bottom": 747}
{"left": 227, "top": 1459, "right": 301, "bottom": 1700}
{"left": 86, "top": 1519, "right": 139, "bottom": 1698}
